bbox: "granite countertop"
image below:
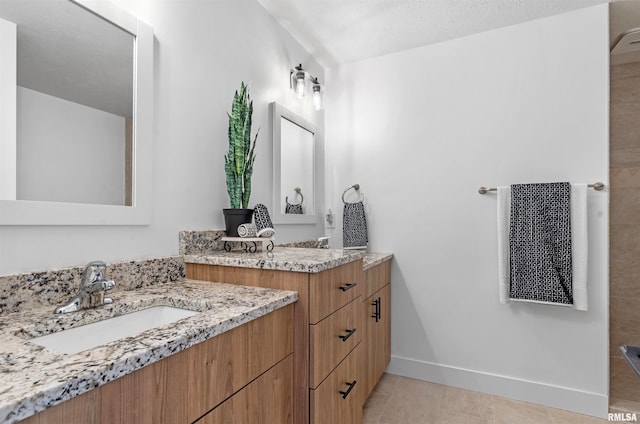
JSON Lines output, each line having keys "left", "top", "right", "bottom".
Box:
{"left": 184, "top": 247, "right": 364, "bottom": 273}
{"left": 361, "top": 252, "right": 394, "bottom": 270}
{"left": 184, "top": 247, "right": 393, "bottom": 273}
{"left": 0, "top": 280, "right": 297, "bottom": 424}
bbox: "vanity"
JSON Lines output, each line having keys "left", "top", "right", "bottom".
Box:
{"left": 0, "top": 280, "right": 297, "bottom": 424}
{"left": 184, "top": 248, "right": 393, "bottom": 424}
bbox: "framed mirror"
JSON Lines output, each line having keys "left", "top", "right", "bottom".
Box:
{"left": 0, "top": 0, "right": 153, "bottom": 225}
{"left": 271, "top": 102, "right": 317, "bottom": 224}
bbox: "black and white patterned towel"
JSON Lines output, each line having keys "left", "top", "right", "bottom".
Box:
{"left": 237, "top": 223, "right": 257, "bottom": 237}
{"left": 509, "top": 182, "right": 573, "bottom": 305}
{"left": 285, "top": 202, "right": 303, "bottom": 214}
{"left": 343, "top": 201, "right": 368, "bottom": 249}
{"left": 253, "top": 203, "right": 275, "bottom": 238}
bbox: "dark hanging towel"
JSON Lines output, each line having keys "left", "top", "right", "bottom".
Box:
{"left": 285, "top": 202, "right": 303, "bottom": 214}
{"left": 509, "top": 182, "right": 573, "bottom": 305}
{"left": 343, "top": 201, "right": 368, "bottom": 249}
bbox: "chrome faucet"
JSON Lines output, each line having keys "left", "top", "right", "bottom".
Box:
{"left": 54, "top": 261, "right": 116, "bottom": 314}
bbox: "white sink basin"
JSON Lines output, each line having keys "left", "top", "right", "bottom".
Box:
{"left": 30, "top": 306, "right": 200, "bottom": 355}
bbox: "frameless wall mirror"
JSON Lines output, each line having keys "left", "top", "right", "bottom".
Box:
{"left": 271, "top": 102, "right": 316, "bottom": 224}
{"left": 0, "top": 0, "right": 153, "bottom": 225}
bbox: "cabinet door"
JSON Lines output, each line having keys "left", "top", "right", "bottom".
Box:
{"left": 310, "top": 344, "right": 362, "bottom": 424}
{"left": 196, "top": 354, "right": 293, "bottom": 424}
{"left": 360, "top": 292, "right": 376, "bottom": 403}
{"left": 360, "top": 283, "right": 391, "bottom": 404}
{"left": 376, "top": 284, "right": 391, "bottom": 381}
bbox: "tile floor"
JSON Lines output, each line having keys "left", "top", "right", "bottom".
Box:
{"left": 363, "top": 373, "right": 608, "bottom": 424}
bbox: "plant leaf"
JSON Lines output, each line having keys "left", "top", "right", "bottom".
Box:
{"left": 225, "top": 81, "right": 258, "bottom": 209}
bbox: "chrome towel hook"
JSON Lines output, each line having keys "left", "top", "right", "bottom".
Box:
{"left": 342, "top": 184, "right": 364, "bottom": 203}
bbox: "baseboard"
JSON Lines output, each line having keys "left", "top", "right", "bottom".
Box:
{"left": 387, "top": 355, "right": 609, "bottom": 419}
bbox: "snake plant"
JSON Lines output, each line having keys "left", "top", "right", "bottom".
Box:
{"left": 224, "top": 82, "right": 258, "bottom": 209}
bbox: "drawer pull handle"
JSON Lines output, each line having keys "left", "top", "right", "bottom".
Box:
{"left": 339, "top": 282, "right": 357, "bottom": 292}
{"left": 371, "top": 299, "right": 377, "bottom": 319}
{"left": 339, "top": 380, "right": 357, "bottom": 399}
{"left": 372, "top": 298, "right": 381, "bottom": 322}
{"left": 339, "top": 328, "right": 357, "bottom": 342}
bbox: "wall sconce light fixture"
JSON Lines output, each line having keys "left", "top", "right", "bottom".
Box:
{"left": 290, "top": 63, "right": 323, "bottom": 110}
{"left": 291, "top": 64, "right": 306, "bottom": 98}
{"left": 311, "top": 76, "right": 323, "bottom": 110}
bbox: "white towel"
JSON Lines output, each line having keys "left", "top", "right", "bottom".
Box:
{"left": 571, "top": 184, "right": 588, "bottom": 311}
{"left": 496, "top": 184, "right": 588, "bottom": 310}
{"left": 497, "top": 187, "right": 511, "bottom": 304}
{"left": 237, "top": 223, "right": 257, "bottom": 238}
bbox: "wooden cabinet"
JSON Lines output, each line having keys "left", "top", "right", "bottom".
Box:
{"left": 310, "top": 343, "right": 362, "bottom": 424}
{"left": 20, "top": 304, "right": 294, "bottom": 424}
{"left": 362, "top": 259, "right": 391, "bottom": 301}
{"left": 310, "top": 298, "right": 361, "bottom": 388}
{"left": 360, "top": 260, "right": 392, "bottom": 404}
{"left": 195, "top": 355, "right": 293, "bottom": 423}
{"left": 309, "top": 261, "right": 361, "bottom": 323}
{"left": 187, "top": 260, "right": 364, "bottom": 424}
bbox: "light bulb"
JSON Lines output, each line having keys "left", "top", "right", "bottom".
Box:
{"left": 313, "top": 85, "right": 322, "bottom": 110}
{"left": 296, "top": 74, "right": 305, "bottom": 98}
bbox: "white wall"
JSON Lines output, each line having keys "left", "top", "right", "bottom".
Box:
{"left": 17, "top": 87, "right": 126, "bottom": 205}
{"left": 0, "top": 0, "right": 325, "bottom": 275}
{"left": 326, "top": 5, "right": 609, "bottom": 417}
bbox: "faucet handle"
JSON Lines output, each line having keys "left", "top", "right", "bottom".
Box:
{"left": 316, "top": 236, "right": 331, "bottom": 248}
{"left": 83, "top": 261, "right": 110, "bottom": 286}
{"left": 103, "top": 280, "right": 116, "bottom": 291}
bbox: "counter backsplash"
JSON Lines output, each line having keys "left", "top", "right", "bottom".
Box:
{"left": 179, "top": 229, "right": 317, "bottom": 253}
{"left": 179, "top": 230, "right": 227, "bottom": 255}
{"left": 2, "top": 230, "right": 389, "bottom": 315}
{"left": 277, "top": 240, "right": 318, "bottom": 248}
{"left": 0, "top": 256, "right": 185, "bottom": 315}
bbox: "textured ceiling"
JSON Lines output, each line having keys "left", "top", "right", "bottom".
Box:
{"left": 258, "top": 0, "right": 610, "bottom": 66}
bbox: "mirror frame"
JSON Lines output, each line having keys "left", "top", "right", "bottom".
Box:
{"left": 0, "top": 0, "right": 153, "bottom": 226}
{"left": 271, "top": 102, "right": 317, "bottom": 224}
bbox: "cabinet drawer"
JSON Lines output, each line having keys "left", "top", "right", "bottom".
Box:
{"left": 309, "top": 260, "right": 362, "bottom": 324}
{"left": 186, "top": 303, "right": 294, "bottom": 422}
{"left": 363, "top": 260, "right": 391, "bottom": 300}
{"left": 310, "top": 343, "right": 362, "bottom": 424}
{"left": 195, "top": 354, "right": 293, "bottom": 424}
{"left": 310, "top": 298, "right": 362, "bottom": 388}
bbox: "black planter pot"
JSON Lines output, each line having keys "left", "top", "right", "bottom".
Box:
{"left": 222, "top": 208, "right": 254, "bottom": 237}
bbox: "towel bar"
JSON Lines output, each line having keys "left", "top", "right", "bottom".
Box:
{"left": 478, "top": 182, "right": 605, "bottom": 194}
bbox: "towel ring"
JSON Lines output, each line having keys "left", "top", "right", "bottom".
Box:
{"left": 342, "top": 184, "right": 364, "bottom": 204}
{"left": 286, "top": 187, "right": 303, "bottom": 205}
